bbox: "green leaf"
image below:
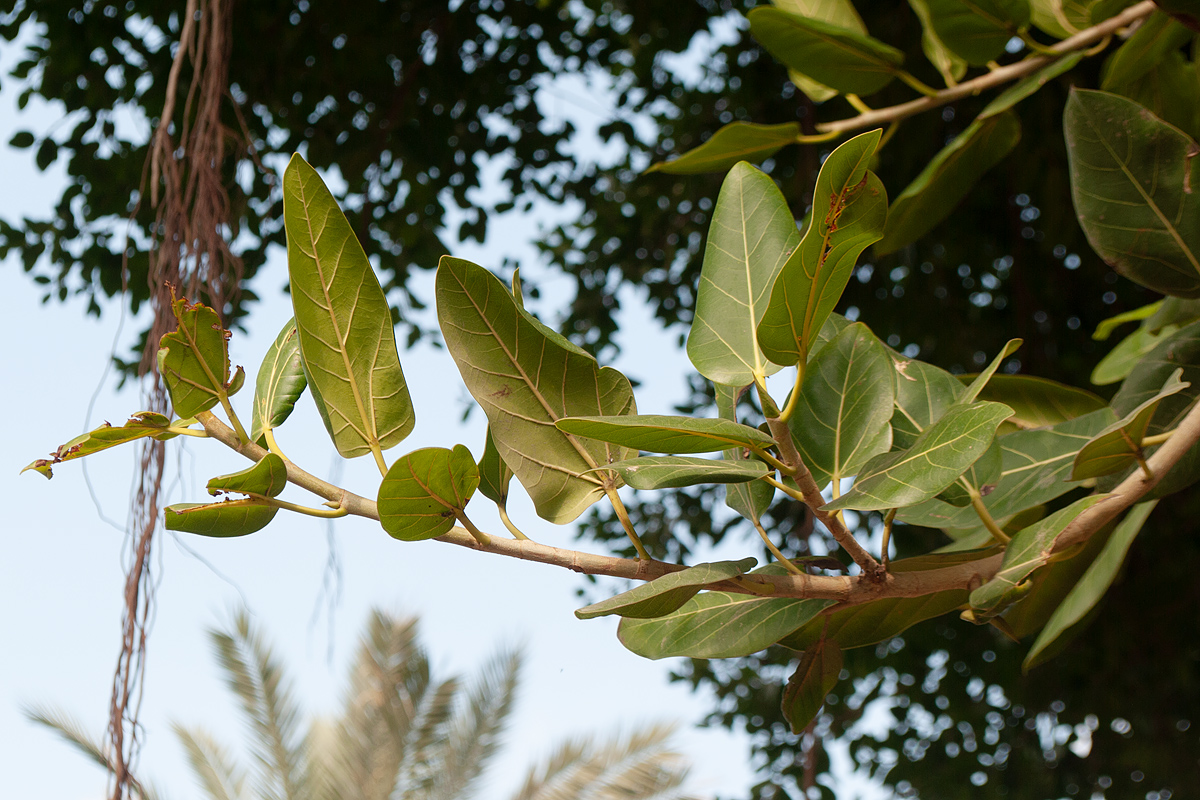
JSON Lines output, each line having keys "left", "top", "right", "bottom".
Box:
{"left": 747, "top": 7, "right": 905, "bottom": 96}
{"left": 476, "top": 426, "right": 513, "bottom": 506}
{"left": 1023, "top": 501, "right": 1156, "bottom": 669}
{"left": 283, "top": 153, "right": 415, "bottom": 459}
{"left": 575, "top": 558, "right": 759, "bottom": 620}
{"left": 618, "top": 586, "right": 834, "bottom": 659}
{"left": 599, "top": 456, "right": 769, "bottom": 490}
{"left": 35, "top": 137, "right": 58, "bottom": 170}
{"left": 647, "top": 122, "right": 801, "bottom": 175}
{"left": 980, "top": 53, "right": 1085, "bottom": 119}
{"left": 782, "top": 638, "right": 843, "bottom": 734}
{"left": 157, "top": 294, "right": 235, "bottom": 418}
{"left": 9, "top": 130, "right": 34, "bottom": 148}
{"left": 825, "top": 401, "right": 1013, "bottom": 512}
{"left": 22, "top": 412, "right": 190, "bottom": 479}
{"left": 556, "top": 414, "right": 778, "bottom": 455}
{"left": 1099, "top": 11, "right": 1192, "bottom": 90}
{"left": 1146, "top": 296, "right": 1200, "bottom": 333}
{"left": 757, "top": 130, "right": 887, "bottom": 367}
{"left": 789, "top": 323, "right": 895, "bottom": 489}
{"left": 377, "top": 445, "right": 480, "bottom": 541}
{"left": 436, "top": 256, "right": 636, "bottom": 523}
{"left": 687, "top": 162, "right": 801, "bottom": 386}
{"left": 1106, "top": 51, "right": 1200, "bottom": 142}
{"left": 511, "top": 269, "right": 596, "bottom": 361}
{"left": 898, "top": 408, "right": 1117, "bottom": 528}
{"left": 960, "top": 339, "right": 1023, "bottom": 404}
{"left": 1030, "top": 0, "right": 1100, "bottom": 36}
{"left": 717, "top": 385, "right": 776, "bottom": 522}
{"left": 771, "top": 0, "right": 870, "bottom": 101}
{"left": 968, "top": 495, "right": 1111, "bottom": 618}
{"left": 965, "top": 374, "right": 1107, "bottom": 429}
{"left": 165, "top": 500, "right": 278, "bottom": 538}
{"left": 206, "top": 453, "right": 289, "bottom": 499}
{"left": 782, "top": 589, "right": 969, "bottom": 651}
{"left": 1093, "top": 300, "right": 1163, "bottom": 340}
{"left": 249, "top": 319, "right": 308, "bottom": 448}
{"left": 1064, "top": 89, "right": 1200, "bottom": 298}
{"left": 908, "top": 0, "right": 969, "bottom": 87}
{"left": 1071, "top": 369, "right": 1189, "bottom": 479}
{"left": 937, "top": 438, "right": 1002, "bottom": 506}
{"left": 1092, "top": 323, "right": 1178, "bottom": 385}
{"left": 876, "top": 112, "right": 1022, "bottom": 255}
{"left": 1155, "top": 0, "right": 1200, "bottom": 27}
{"left": 925, "top": 0, "right": 1032, "bottom": 65}
{"left": 889, "top": 353, "right": 965, "bottom": 450}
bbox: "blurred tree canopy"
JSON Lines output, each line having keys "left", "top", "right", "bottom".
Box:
{"left": 4, "top": 0, "right": 1199, "bottom": 798}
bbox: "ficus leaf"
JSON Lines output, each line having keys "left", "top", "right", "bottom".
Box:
{"left": 925, "top": 0, "right": 1032, "bottom": 66}
{"left": 647, "top": 122, "right": 801, "bottom": 175}
{"left": 283, "top": 153, "right": 416, "bottom": 459}
{"left": 599, "top": 456, "right": 769, "bottom": 490}
{"left": 249, "top": 318, "right": 308, "bottom": 448}
{"left": 782, "top": 638, "right": 843, "bottom": 734}
{"left": 757, "top": 129, "right": 887, "bottom": 367}
{"left": 1099, "top": 11, "right": 1192, "bottom": 90}
{"left": 476, "top": 426, "right": 514, "bottom": 507}
{"left": 959, "top": 339, "right": 1022, "bottom": 404}
{"left": 206, "top": 453, "right": 289, "bottom": 499}
{"left": 771, "top": 0, "right": 870, "bottom": 102}
{"left": 908, "top": 0, "right": 968, "bottom": 88}
{"left": 22, "top": 412, "right": 190, "bottom": 479}
{"left": 157, "top": 293, "right": 236, "bottom": 419}
{"left": 164, "top": 500, "right": 278, "bottom": 538}
{"left": 377, "top": 445, "right": 480, "bottom": 541}
{"left": 889, "top": 352, "right": 966, "bottom": 450}
{"left": 575, "top": 558, "right": 759, "bottom": 620}
{"left": 963, "top": 374, "right": 1107, "bottom": 430}
{"left": 1071, "top": 369, "right": 1189, "bottom": 480}
{"left": 556, "top": 414, "right": 778, "bottom": 455}
{"left": 717, "top": 384, "right": 776, "bottom": 522}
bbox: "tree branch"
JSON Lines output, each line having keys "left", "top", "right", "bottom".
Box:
{"left": 814, "top": 1, "right": 1156, "bottom": 136}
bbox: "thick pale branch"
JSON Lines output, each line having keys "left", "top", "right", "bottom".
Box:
{"left": 197, "top": 411, "right": 994, "bottom": 603}
{"left": 815, "top": 1, "right": 1156, "bottom": 136}
{"left": 1052, "top": 398, "right": 1200, "bottom": 554}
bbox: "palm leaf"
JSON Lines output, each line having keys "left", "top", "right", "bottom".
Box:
{"left": 174, "top": 724, "right": 249, "bottom": 800}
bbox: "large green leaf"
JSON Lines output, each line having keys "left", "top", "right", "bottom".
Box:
{"left": 1099, "top": 11, "right": 1192, "bottom": 90}
{"left": 1106, "top": 51, "right": 1200, "bottom": 142}
{"left": 283, "top": 153, "right": 415, "bottom": 459}
{"left": 575, "top": 558, "right": 759, "bottom": 620}
{"left": 618, "top": 584, "right": 834, "bottom": 659}
{"left": 968, "top": 495, "right": 1111, "bottom": 618}
{"left": 875, "top": 112, "right": 1022, "bottom": 255}
{"left": 1071, "top": 369, "right": 1189, "bottom": 480}
{"left": 889, "top": 354, "right": 965, "bottom": 450}
{"left": 747, "top": 7, "right": 904, "bottom": 96}
{"left": 908, "top": 0, "right": 969, "bottom": 87}
{"left": 377, "top": 445, "right": 480, "bottom": 541}
{"left": 965, "top": 374, "right": 1106, "bottom": 429}
{"left": 687, "top": 162, "right": 800, "bottom": 386}
{"left": 249, "top": 318, "right": 308, "bottom": 447}
{"left": 771, "top": 0, "right": 869, "bottom": 101}
{"left": 556, "top": 414, "right": 778, "bottom": 455}
{"left": 782, "top": 638, "right": 843, "bottom": 734}
{"left": 436, "top": 256, "right": 636, "bottom": 523}
{"left": 23, "top": 412, "right": 187, "bottom": 479}
{"left": 647, "top": 122, "right": 801, "bottom": 175}
{"left": 757, "top": 130, "right": 887, "bottom": 367}
{"left": 1064, "top": 89, "right": 1200, "bottom": 297}
{"left": 157, "top": 295, "right": 238, "bottom": 418}
{"left": 1024, "top": 501, "right": 1157, "bottom": 669}
{"left": 979, "top": 53, "right": 1085, "bottom": 119}
{"left": 925, "top": 0, "right": 1032, "bottom": 65}
{"left": 898, "top": 408, "right": 1117, "bottom": 529}
{"left": 789, "top": 323, "right": 894, "bottom": 489}
{"left": 825, "top": 401, "right": 1013, "bottom": 512}
{"left": 717, "top": 384, "right": 776, "bottom": 522}
{"left": 164, "top": 454, "right": 289, "bottom": 537}
{"left": 476, "top": 426, "right": 513, "bottom": 506}
{"left": 600, "top": 456, "right": 769, "bottom": 490}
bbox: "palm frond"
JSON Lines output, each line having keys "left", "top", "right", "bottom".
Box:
{"left": 394, "top": 676, "right": 460, "bottom": 799}
{"left": 173, "top": 723, "right": 248, "bottom": 800}
{"left": 210, "top": 610, "right": 307, "bottom": 800}
{"left": 24, "top": 704, "right": 164, "bottom": 800}
{"left": 510, "top": 723, "right": 692, "bottom": 800}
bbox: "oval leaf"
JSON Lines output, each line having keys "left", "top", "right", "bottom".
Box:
{"left": 782, "top": 639, "right": 843, "bottom": 734}
{"left": 648, "top": 122, "right": 801, "bottom": 175}
{"left": 575, "top": 558, "right": 759, "bottom": 620}
{"left": 164, "top": 500, "right": 277, "bottom": 537}
{"left": 687, "top": 162, "right": 800, "bottom": 386}
{"left": 157, "top": 294, "right": 234, "bottom": 418}
{"left": 600, "top": 456, "right": 769, "bottom": 490}
{"left": 1065, "top": 89, "right": 1200, "bottom": 297}
{"left": 757, "top": 130, "right": 887, "bottom": 366}
{"left": 925, "top": 0, "right": 1032, "bottom": 65}
{"left": 250, "top": 318, "right": 308, "bottom": 447}
{"left": 557, "top": 414, "right": 778, "bottom": 455}
{"left": 283, "top": 153, "right": 416, "bottom": 459}
{"left": 207, "top": 453, "right": 289, "bottom": 499}
{"left": 378, "top": 445, "right": 480, "bottom": 541}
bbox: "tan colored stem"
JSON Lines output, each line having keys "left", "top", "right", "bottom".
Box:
{"left": 815, "top": 1, "right": 1156, "bottom": 136}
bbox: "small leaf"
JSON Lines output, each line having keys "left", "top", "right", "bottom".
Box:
{"left": 789, "top": 323, "right": 895, "bottom": 489}
{"left": 1023, "top": 501, "right": 1157, "bottom": 669}
{"left": 965, "top": 374, "right": 1107, "bottom": 429}
{"left": 9, "top": 130, "right": 34, "bottom": 148}
{"left": 980, "top": 53, "right": 1085, "bottom": 119}
{"left": 717, "top": 384, "right": 776, "bottom": 522}
{"left": 968, "top": 495, "right": 1111, "bottom": 619}
{"left": 35, "top": 137, "right": 58, "bottom": 170}
{"left": 618, "top": 581, "right": 834, "bottom": 659}
{"left": 757, "top": 130, "right": 887, "bottom": 366}
{"left": 1092, "top": 323, "right": 1178, "bottom": 386}
{"left": 22, "top": 412, "right": 189, "bottom": 479}
{"left": 249, "top": 318, "right": 308, "bottom": 447}
{"left": 1071, "top": 369, "right": 1189, "bottom": 480}
{"left": 748, "top": 7, "right": 905, "bottom": 96}
{"left": 687, "top": 162, "right": 800, "bottom": 386}
{"left": 1064, "top": 89, "right": 1200, "bottom": 298}
{"left": 283, "top": 153, "right": 415, "bottom": 459}
{"left": 206, "top": 453, "right": 289, "bottom": 499}
{"left": 157, "top": 294, "right": 234, "bottom": 418}
{"left": 1099, "top": 11, "right": 1192, "bottom": 90}
{"left": 377, "top": 445, "right": 480, "bottom": 541}
{"left": 556, "top": 414, "right": 778, "bottom": 454}
{"left": 825, "top": 401, "right": 1013, "bottom": 512}
{"left": 648, "top": 122, "right": 801, "bottom": 175}
{"left": 164, "top": 500, "right": 277, "bottom": 537}
{"left": 599, "top": 456, "right": 769, "bottom": 490}
{"left": 476, "top": 426, "right": 513, "bottom": 506}
{"left": 575, "top": 558, "right": 759, "bottom": 620}
{"left": 925, "top": 0, "right": 1032, "bottom": 65}
{"left": 876, "top": 112, "right": 1022, "bottom": 255}
{"left": 1093, "top": 301, "right": 1163, "bottom": 341}
{"left": 782, "top": 638, "right": 843, "bottom": 734}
